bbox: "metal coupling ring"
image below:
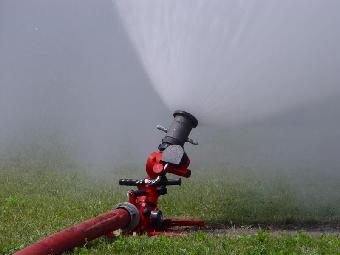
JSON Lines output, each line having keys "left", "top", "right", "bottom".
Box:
{"left": 115, "top": 202, "right": 140, "bottom": 232}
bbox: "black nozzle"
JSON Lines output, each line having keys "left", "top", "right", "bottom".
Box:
{"left": 160, "top": 110, "right": 198, "bottom": 148}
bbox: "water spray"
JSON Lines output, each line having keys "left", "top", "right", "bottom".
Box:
{"left": 15, "top": 111, "right": 204, "bottom": 255}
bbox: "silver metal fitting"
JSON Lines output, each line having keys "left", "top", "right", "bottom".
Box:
{"left": 156, "top": 124, "right": 168, "bottom": 133}
{"left": 115, "top": 202, "right": 140, "bottom": 232}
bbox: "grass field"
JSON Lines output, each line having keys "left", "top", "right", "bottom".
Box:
{"left": 0, "top": 162, "right": 339, "bottom": 254}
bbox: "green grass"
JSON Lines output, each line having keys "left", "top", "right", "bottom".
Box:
{"left": 69, "top": 232, "right": 339, "bottom": 255}
{"left": 0, "top": 163, "right": 339, "bottom": 254}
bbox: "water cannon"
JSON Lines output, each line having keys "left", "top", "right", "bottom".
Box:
{"left": 15, "top": 111, "right": 204, "bottom": 255}
{"left": 119, "top": 110, "right": 203, "bottom": 234}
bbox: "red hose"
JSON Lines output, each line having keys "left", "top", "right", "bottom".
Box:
{"left": 14, "top": 208, "right": 130, "bottom": 255}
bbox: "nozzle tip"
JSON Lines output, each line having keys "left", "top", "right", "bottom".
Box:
{"left": 173, "top": 110, "right": 198, "bottom": 128}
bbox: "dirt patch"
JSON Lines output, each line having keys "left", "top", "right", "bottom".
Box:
{"left": 171, "top": 223, "right": 340, "bottom": 236}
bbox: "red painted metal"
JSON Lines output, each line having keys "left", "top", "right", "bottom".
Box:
{"left": 147, "top": 231, "right": 185, "bottom": 237}
{"left": 163, "top": 219, "right": 205, "bottom": 228}
{"left": 124, "top": 151, "right": 204, "bottom": 236}
{"left": 14, "top": 208, "right": 130, "bottom": 255}
{"left": 146, "top": 151, "right": 191, "bottom": 178}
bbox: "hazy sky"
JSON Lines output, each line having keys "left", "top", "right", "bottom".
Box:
{"left": 0, "top": 0, "right": 339, "bottom": 171}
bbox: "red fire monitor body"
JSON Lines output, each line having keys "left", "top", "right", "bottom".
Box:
{"left": 119, "top": 150, "right": 204, "bottom": 236}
